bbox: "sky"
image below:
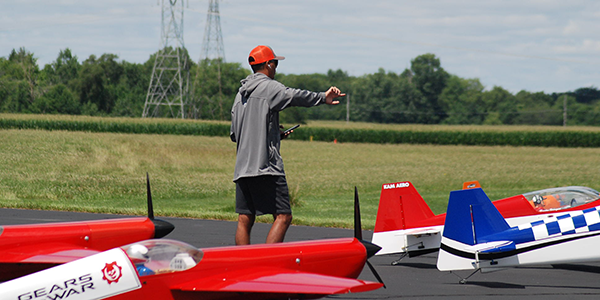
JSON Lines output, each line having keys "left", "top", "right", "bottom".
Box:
{"left": 2, "top": 0, "right": 600, "bottom": 94}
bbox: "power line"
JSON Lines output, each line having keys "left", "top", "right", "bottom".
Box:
{"left": 210, "top": 13, "right": 592, "bottom": 65}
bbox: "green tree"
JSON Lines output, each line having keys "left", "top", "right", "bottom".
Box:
{"left": 74, "top": 54, "right": 124, "bottom": 115}
{"left": 43, "top": 48, "right": 80, "bottom": 87}
{"left": 555, "top": 94, "right": 600, "bottom": 126}
{"left": 314, "top": 69, "right": 355, "bottom": 121}
{"left": 0, "top": 57, "right": 12, "bottom": 111}
{"left": 512, "top": 91, "right": 559, "bottom": 125}
{"left": 439, "top": 75, "right": 485, "bottom": 124}
{"left": 190, "top": 59, "right": 249, "bottom": 120}
{"left": 481, "top": 86, "right": 517, "bottom": 125}
{"left": 110, "top": 61, "right": 149, "bottom": 117}
{"left": 1, "top": 80, "right": 31, "bottom": 113}
{"left": 570, "top": 86, "right": 600, "bottom": 104}
{"left": 351, "top": 68, "right": 425, "bottom": 123}
{"left": 410, "top": 53, "right": 449, "bottom": 123}
{"left": 1, "top": 48, "right": 40, "bottom": 112}
{"left": 33, "top": 83, "right": 80, "bottom": 114}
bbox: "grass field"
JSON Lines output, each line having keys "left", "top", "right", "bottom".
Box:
{"left": 1, "top": 128, "right": 600, "bottom": 229}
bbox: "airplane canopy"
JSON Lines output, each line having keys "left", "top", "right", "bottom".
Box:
{"left": 522, "top": 186, "right": 599, "bottom": 212}
{"left": 121, "top": 239, "right": 204, "bottom": 276}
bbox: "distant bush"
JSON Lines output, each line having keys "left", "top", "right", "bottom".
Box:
{"left": 0, "top": 117, "right": 229, "bottom": 136}
{"left": 289, "top": 127, "right": 600, "bottom": 148}
{"left": 1, "top": 114, "right": 599, "bottom": 148}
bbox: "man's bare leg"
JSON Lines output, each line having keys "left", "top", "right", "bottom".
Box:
{"left": 236, "top": 214, "right": 255, "bottom": 245}
{"left": 266, "top": 213, "right": 293, "bottom": 244}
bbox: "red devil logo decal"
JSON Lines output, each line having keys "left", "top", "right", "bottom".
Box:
{"left": 102, "top": 261, "right": 123, "bottom": 284}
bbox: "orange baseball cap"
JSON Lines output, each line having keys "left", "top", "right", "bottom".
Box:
{"left": 248, "top": 45, "right": 285, "bottom": 65}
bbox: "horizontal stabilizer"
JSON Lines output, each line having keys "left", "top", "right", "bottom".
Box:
{"left": 468, "top": 241, "right": 515, "bottom": 254}
{"left": 405, "top": 227, "right": 441, "bottom": 235}
{"left": 174, "top": 270, "right": 383, "bottom": 295}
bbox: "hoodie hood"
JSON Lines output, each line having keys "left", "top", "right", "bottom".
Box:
{"left": 239, "top": 73, "right": 270, "bottom": 99}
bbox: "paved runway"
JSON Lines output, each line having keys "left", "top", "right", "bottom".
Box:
{"left": 3, "top": 208, "right": 600, "bottom": 299}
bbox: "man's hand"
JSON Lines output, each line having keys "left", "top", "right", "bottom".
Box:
{"left": 280, "top": 125, "right": 290, "bottom": 139}
{"left": 325, "top": 86, "right": 346, "bottom": 105}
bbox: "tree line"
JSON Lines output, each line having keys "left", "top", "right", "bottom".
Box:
{"left": 2, "top": 47, "right": 599, "bottom": 126}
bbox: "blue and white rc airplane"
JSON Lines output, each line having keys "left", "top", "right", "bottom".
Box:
{"left": 437, "top": 187, "right": 600, "bottom": 283}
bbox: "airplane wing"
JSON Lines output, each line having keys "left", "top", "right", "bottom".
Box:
{"left": 0, "top": 248, "right": 142, "bottom": 300}
{"left": 0, "top": 245, "right": 383, "bottom": 300}
{"left": 0, "top": 216, "right": 173, "bottom": 282}
{"left": 0, "top": 243, "right": 104, "bottom": 283}
{"left": 174, "top": 269, "right": 383, "bottom": 295}
{"left": 0, "top": 246, "right": 101, "bottom": 264}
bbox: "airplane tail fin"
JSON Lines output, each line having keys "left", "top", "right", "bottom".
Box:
{"left": 442, "top": 188, "right": 510, "bottom": 246}
{"left": 373, "top": 182, "right": 435, "bottom": 233}
{"left": 438, "top": 188, "right": 513, "bottom": 271}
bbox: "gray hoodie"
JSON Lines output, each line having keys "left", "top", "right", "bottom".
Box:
{"left": 230, "top": 73, "right": 326, "bottom": 182}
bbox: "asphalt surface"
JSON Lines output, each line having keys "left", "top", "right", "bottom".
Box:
{"left": 3, "top": 208, "right": 600, "bottom": 299}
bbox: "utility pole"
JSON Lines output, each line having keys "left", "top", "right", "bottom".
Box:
{"left": 191, "top": 0, "right": 226, "bottom": 119}
{"left": 346, "top": 94, "right": 350, "bottom": 123}
{"left": 143, "top": 0, "right": 190, "bottom": 119}
{"left": 563, "top": 94, "right": 567, "bottom": 127}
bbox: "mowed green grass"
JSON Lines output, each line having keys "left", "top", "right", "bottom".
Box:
{"left": 1, "top": 129, "right": 600, "bottom": 229}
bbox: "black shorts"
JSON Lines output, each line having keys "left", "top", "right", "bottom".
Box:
{"left": 235, "top": 175, "right": 291, "bottom": 216}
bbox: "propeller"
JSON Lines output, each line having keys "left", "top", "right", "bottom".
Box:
{"left": 147, "top": 172, "right": 154, "bottom": 220}
{"left": 146, "top": 173, "right": 175, "bottom": 238}
{"left": 354, "top": 186, "right": 386, "bottom": 288}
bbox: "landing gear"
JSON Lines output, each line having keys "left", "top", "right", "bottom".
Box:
{"left": 451, "top": 269, "right": 480, "bottom": 284}
{"left": 390, "top": 253, "right": 408, "bottom": 266}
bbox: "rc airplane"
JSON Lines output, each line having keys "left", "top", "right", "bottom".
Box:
{"left": 0, "top": 174, "right": 174, "bottom": 282}
{"left": 0, "top": 188, "right": 384, "bottom": 300}
{"left": 372, "top": 181, "right": 600, "bottom": 264}
{"left": 437, "top": 187, "right": 600, "bottom": 283}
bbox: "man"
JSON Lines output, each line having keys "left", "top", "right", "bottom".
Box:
{"left": 230, "top": 45, "right": 345, "bottom": 245}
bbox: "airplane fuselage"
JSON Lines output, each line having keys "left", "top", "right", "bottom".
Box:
{"left": 107, "top": 238, "right": 372, "bottom": 300}
{"left": 0, "top": 217, "right": 171, "bottom": 282}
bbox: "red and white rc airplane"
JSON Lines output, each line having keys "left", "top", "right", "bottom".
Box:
{"left": 372, "top": 181, "right": 600, "bottom": 264}
{"left": 0, "top": 188, "right": 385, "bottom": 300}
{"left": 0, "top": 174, "right": 175, "bottom": 282}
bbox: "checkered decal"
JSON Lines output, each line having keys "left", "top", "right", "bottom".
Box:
{"left": 516, "top": 206, "right": 600, "bottom": 242}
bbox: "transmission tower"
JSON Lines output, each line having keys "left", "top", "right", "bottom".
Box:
{"left": 143, "top": 0, "right": 190, "bottom": 119}
{"left": 191, "top": 0, "right": 225, "bottom": 119}
{"left": 201, "top": 0, "right": 225, "bottom": 61}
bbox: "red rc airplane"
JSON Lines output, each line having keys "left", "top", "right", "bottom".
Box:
{"left": 0, "top": 188, "right": 385, "bottom": 300}
{"left": 372, "top": 181, "right": 600, "bottom": 264}
{"left": 0, "top": 174, "right": 175, "bottom": 282}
